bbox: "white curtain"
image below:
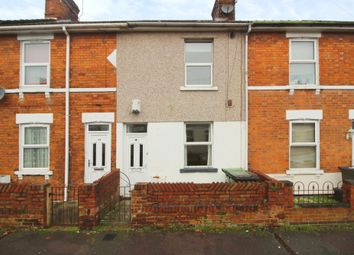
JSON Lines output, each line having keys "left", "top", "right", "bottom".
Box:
{"left": 23, "top": 127, "right": 48, "bottom": 168}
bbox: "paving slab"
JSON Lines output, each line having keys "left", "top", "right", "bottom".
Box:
{"left": 0, "top": 231, "right": 287, "bottom": 255}
{"left": 277, "top": 230, "right": 354, "bottom": 255}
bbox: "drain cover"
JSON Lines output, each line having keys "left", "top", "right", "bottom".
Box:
{"left": 102, "top": 233, "right": 117, "bottom": 241}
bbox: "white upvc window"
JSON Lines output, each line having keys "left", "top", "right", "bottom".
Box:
{"left": 184, "top": 123, "right": 213, "bottom": 167}
{"left": 289, "top": 39, "right": 318, "bottom": 86}
{"left": 20, "top": 125, "right": 50, "bottom": 172}
{"left": 289, "top": 121, "right": 320, "bottom": 170}
{"left": 184, "top": 41, "right": 213, "bottom": 87}
{"left": 21, "top": 41, "right": 50, "bottom": 87}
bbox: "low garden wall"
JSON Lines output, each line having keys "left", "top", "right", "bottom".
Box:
{"left": 0, "top": 183, "right": 49, "bottom": 227}
{"left": 0, "top": 169, "right": 120, "bottom": 228}
{"left": 79, "top": 169, "right": 120, "bottom": 229}
{"left": 131, "top": 172, "right": 354, "bottom": 227}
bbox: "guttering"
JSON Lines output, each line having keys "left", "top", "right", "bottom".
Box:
{"left": 63, "top": 26, "right": 70, "bottom": 202}
{"left": 244, "top": 23, "right": 252, "bottom": 171}
{"left": 251, "top": 26, "right": 354, "bottom": 32}
{"left": 0, "top": 22, "right": 250, "bottom": 34}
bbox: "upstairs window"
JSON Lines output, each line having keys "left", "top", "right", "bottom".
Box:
{"left": 184, "top": 41, "right": 213, "bottom": 87}
{"left": 290, "top": 40, "right": 318, "bottom": 85}
{"left": 21, "top": 41, "right": 50, "bottom": 86}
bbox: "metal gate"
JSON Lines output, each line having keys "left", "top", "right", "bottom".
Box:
{"left": 100, "top": 172, "right": 132, "bottom": 225}
{"left": 50, "top": 186, "right": 79, "bottom": 226}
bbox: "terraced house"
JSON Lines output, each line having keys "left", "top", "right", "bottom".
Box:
{"left": 0, "top": 0, "right": 353, "bottom": 193}
{"left": 0, "top": 0, "right": 250, "bottom": 191}
{"left": 0, "top": 0, "right": 118, "bottom": 189}
{"left": 248, "top": 21, "right": 354, "bottom": 189}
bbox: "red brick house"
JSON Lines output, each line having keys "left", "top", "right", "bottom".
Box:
{"left": 0, "top": 0, "right": 117, "bottom": 188}
{"left": 248, "top": 22, "right": 354, "bottom": 187}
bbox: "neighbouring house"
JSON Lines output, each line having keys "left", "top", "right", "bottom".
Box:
{"left": 248, "top": 21, "right": 354, "bottom": 188}
{"left": 116, "top": 1, "right": 248, "bottom": 185}
{"left": 0, "top": 0, "right": 118, "bottom": 187}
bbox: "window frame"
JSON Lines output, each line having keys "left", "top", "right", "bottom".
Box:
{"left": 184, "top": 122, "right": 213, "bottom": 168}
{"left": 289, "top": 38, "right": 319, "bottom": 86}
{"left": 19, "top": 124, "right": 50, "bottom": 173}
{"left": 289, "top": 120, "right": 320, "bottom": 171}
{"left": 184, "top": 41, "right": 213, "bottom": 88}
{"left": 20, "top": 40, "right": 51, "bottom": 88}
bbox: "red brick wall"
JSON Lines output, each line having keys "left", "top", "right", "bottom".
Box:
{"left": 0, "top": 183, "right": 49, "bottom": 227}
{"left": 79, "top": 170, "right": 120, "bottom": 229}
{"left": 248, "top": 90, "right": 354, "bottom": 174}
{"left": 0, "top": 35, "right": 20, "bottom": 89}
{"left": 71, "top": 33, "right": 117, "bottom": 88}
{"left": 248, "top": 32, "right": 289, "bottom": 86}
{"left": 0, "top": 32, "right": 117, "bottom": 185}
{"left": 248, "top": 32, "right": 354, "bottom": 174}
{"left": 131, "top": 178, "right": 354, "bottom": 227}
{"left": 248, "top": 32, "right": 354, "bottom": 86}
{"left": 320, "top": 33, "right": 354, "bottom": 85}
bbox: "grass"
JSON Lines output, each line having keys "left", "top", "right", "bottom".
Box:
{"left": 294, "top": 195, "right": 341, "bottom": 206}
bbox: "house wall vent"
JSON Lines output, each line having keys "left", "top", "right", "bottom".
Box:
{"left": 0, "top": 175, "right": 11, "bottom": 184}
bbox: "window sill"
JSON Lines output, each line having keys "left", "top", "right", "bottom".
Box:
{"left": 17, "top": 86, "right": 51, "bottom": 99}
{"left": 180, "top": 87, "right": 218, "bottom": 91}
{"left": 289, "top": 85, "right": 320, "bottom": 95}
{"left": 15, "top": 170, "right": 53, "bottom": 180}
{"left": 180, "top": 167, "right": 218, "bottom": 173}
{"left": 286, "top": 169, "right": 324, "bottom": 175}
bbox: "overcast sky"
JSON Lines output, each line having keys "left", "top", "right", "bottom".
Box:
{"left": 0, "top": 0, "right": 354, "bottom": 21}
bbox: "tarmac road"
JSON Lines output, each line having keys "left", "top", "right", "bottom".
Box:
{"left": 0, "top": 229, "right": 353, "bottom": 255}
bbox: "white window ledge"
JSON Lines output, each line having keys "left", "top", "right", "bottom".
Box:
{"left": 16, "top": 113, "right": 53, "bottom": 124}
{"left": 180, "top": 86, "right": 218, "bottom": 91}
{"left": 286, "top": 169, "right": 324, "bottom": 175}
{"left": 15, "top": 170, "right": 53, "bottom": 180}
{"left": 82, "top": 112, "right": 115, "bottom": 123}
{"left": 286, "top": 110, "right": 323, "bottom": 121}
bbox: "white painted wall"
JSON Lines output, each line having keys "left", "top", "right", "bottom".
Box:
{"left": 117, "top": 121, "right": 247, "bottom": 186}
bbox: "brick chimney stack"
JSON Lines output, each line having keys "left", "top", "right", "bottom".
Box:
{"left": 212, "top": 0, "right": 237, "bottom": 22}
{"left": 45, "top": 0, "right": 80, "bottom": 21}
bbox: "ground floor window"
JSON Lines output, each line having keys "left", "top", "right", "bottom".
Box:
{"left": 290, "top": 121, "right": 319, "bottom": 169}
{"left": 185, "top": 123, "right": 212, "bottom": 167}
{"left": 21, "top": 125, "right": 50, "bottom": 170}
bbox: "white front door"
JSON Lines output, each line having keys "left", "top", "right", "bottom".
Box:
{"left": 123, "top": 123, "right": 148, "bottom": 186}
{"left": 85, "top": 124, "right": 112, "bottom": 183}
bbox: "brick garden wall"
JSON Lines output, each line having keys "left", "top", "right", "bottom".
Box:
{"left": 0, "top": 183, "right": 49, "bottom": 227}
{"left": 0, "top": 170, "right": 119, "bottom": 228}
{"left": 79, "top": 170, "right": 120, "bottom": 229}
{"left": 131, "top": 174, "right": 354, "bottom": 227}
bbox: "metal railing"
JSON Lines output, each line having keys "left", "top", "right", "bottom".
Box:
{"left": 293, "top": 181, "right": 347, "bottom": 207}
{"left": 50, "top": 186, "right": 79, "bottom": 226}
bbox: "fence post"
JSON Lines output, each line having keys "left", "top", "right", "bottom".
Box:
{"left": 45, "top": 185, "right": 52, "bottom": 227}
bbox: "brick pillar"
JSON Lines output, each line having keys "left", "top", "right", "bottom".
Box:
{"left": 131, "top": 183, "right": 149, "bottom": 226}
{"left": 343, "top": 180, "right": 354, "bottom": 207}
